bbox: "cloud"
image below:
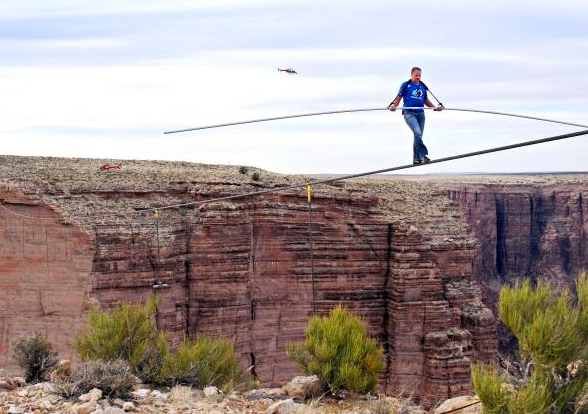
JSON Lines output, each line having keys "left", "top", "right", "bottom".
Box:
{"left": 0, "top": 0, "right": 586, "bottom": 174}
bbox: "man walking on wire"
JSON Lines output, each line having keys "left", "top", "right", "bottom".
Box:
{"left": 389, "top": 67, "right": 443, "bottom": 164}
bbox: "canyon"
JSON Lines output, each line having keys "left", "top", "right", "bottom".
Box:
{"left": 1, "top": 155, "right": 586, "bottom": 406}
{"left": 441, "top": 175, "right": 588, "bottom": 351}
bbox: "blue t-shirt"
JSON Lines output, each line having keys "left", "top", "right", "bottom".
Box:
{"left": 397, "top": 81, "right": 428, "bottom": 114}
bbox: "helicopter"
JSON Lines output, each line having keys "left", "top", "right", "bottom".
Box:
{"left": 277, "top": 67, "right": 297, "bottom": 74}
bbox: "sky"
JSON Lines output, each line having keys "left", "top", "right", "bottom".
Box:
{"left": 1, "top": 0, "right": 587, "bottom": 175}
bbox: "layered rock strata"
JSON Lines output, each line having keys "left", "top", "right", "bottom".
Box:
{"left": 445, "top": 178, "right": 588, "bottom": 287}
{"left": 438, "top": 175, "right": 588, "bottom": 352}
{"left": 0, "top": 156, "right": 498, "bottom": 406}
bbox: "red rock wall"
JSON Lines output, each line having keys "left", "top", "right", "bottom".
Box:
{"left": 446, "top": 185, "right": 588, "bottom": 351}
{"left": 447, "top": 185, "right": 588, "bottom": 288}
{"left": 386, "top": 224, "right": 496, "bottom": 403}
{"left": 0, "top": 188, "right": 94, "bottom": 371}
{"left": 1, "top": 186, "right": 495, "bottom": 406}
{"left": 85, "top": 193, "right": 495, "bottom": 406}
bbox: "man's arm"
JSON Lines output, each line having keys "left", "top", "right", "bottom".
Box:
{"left": 425, "top": 98, "right": 444, "bottom": 111}
{"left": 388, "top": 96, "right": 401, "bottom": 111}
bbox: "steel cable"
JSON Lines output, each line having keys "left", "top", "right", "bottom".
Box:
{"left": 137, "top": 129, "right": 588, "bottom": 212}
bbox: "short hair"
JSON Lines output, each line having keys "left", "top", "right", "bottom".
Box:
{"left": 411, "top": 67, "right": 422, "bottom": 74}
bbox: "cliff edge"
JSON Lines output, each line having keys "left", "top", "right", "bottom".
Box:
{"left": 0, "top": 156, "right": 506, "bottom": 405}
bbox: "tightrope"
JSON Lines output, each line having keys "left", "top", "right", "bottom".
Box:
{"left": 136, "top": 128, "right": 588, "bottom": 212}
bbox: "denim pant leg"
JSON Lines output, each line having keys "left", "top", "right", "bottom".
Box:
{"left": 403, "top": 112, "right": 428, "bottom": 162}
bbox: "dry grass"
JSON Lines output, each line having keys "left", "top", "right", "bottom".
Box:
{"left": 168, "top": 385, "right": 197, "bottom": 404}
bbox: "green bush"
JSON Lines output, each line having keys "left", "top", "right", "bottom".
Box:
{"left": 12, "top": 331, "right": 58, "bottom": 383}
{"left": 74, "top": 298, "right": 169, "bottom": 383}
{"left": 53, "top": 359, "right": 135, "bottom": 399}
{"left": 471, "top": 363, "right": 510, "bottom": 414}
{"left": 238, "top": 166, "right": 249, "bottom": 174}
{"left": 251, "top": 172, "right": 261, "bottom": 182}
{"left": 472, "top": 272, "right": 588, "bottom": 414}
{"left": 287, "top": 304, "right": 384, "bottom": 394}
{"left": 162, "top": 335, "right": 247, "bottom": 390}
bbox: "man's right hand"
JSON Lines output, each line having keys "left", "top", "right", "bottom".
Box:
{"left": 389, "top": 104, "right": 397, "bottom": 112}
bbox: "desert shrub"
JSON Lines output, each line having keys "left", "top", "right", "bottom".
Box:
{"left": 472, "top": 272, "right": 588, "bottom": 414}
{"left": 238, "top": 166, "right": 248, "bottom": 174}
{"left": 74, "top": 298, "right": 169, "bottom": 383}
{"left": 251, "top": 171, "right": 261, "bottom": 182}
{"left": 471, "top": 364, "right": 510, "bottom": 414}
{"left": 53, "top": 359, "right": 135, "bottom": 399}
{"left": 162, "top": 335, "right": 247, "bottom": 390}
{"left": 11, "top": 331, "right": 58, "bottom": 383}
{"left": 287, "top": 304, "right": 384, "bottom": 394}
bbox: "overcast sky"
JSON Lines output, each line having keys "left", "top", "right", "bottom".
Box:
{"left": 1, "top": 0, "right": 587, "bottom": 174}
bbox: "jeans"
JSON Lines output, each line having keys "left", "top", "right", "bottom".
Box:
{"left": 403, "top": 112, "right": 428, "bottom": 163}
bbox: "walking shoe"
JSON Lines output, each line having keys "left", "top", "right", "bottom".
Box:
{"left": 423, "top": 156, "right": 431, "bottom": 164}
{"left": 413, "top": 159, "right": 423, "bottom": 165}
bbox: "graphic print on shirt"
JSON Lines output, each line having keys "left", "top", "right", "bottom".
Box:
{"left": 399, "top": 82, "right": 427, "bottom": 114}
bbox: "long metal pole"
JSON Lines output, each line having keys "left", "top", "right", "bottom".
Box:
{"left": 164, "top": 107, "right": 588, "bottom": 134}
{"left": 164, "top": 108, "right": 386, "bottom": 134}
{"left": 445, "top": 108, "right": 588, "bottom": 130}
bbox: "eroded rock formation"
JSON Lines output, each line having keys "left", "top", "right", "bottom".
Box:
{"left": 439, "top": 175, "right": 588, "bottom": 352}
{"left": 445, "top": 178, "right": 588, "bottom": 285}
{"left": 0, "top": 156, "right": 504, "bottom": 406}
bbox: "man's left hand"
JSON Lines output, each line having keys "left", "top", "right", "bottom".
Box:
{"left": 434, "top": 105, "right": 444, "bottom": 111}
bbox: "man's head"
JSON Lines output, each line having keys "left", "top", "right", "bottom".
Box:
{"left": 411, "top": 67, "right": 422, "bottom": 83}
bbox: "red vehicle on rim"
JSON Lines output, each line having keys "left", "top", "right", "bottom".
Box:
{"left": 99, "top": 163, "right": 123, "bottom": 171}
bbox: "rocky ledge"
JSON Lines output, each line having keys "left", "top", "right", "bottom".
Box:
{"left": 0, "top": 374, "right": 450, "bottom": 414}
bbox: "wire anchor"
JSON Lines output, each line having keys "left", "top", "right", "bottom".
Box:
{"left": 306, "top": 182, "right": 316, "bottom": 315}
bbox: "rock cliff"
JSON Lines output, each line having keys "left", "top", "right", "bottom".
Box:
{"left": 0, "top": 156, "right": 502, "bottom": 406}
{"left": 437, "top": 175, "right": 588, "bottom": 352}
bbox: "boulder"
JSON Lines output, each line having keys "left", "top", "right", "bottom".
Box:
{"left": 282, "top": 376, "right": 323, "bottom": 400}
{"left": 433, "top": 395, "right": 481, "bottom": 414}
